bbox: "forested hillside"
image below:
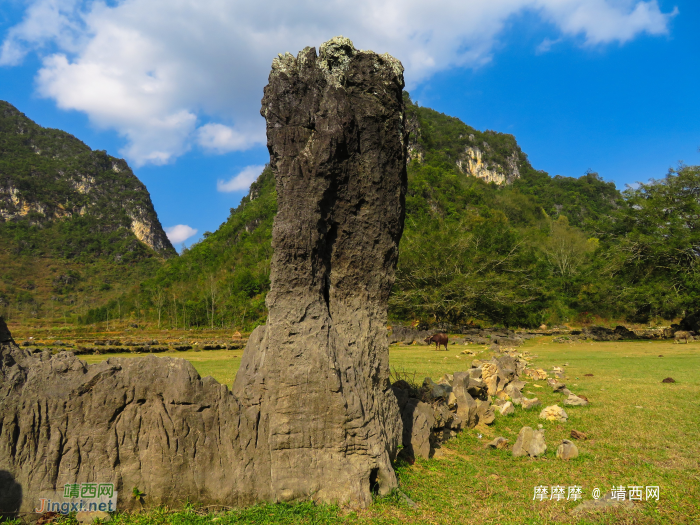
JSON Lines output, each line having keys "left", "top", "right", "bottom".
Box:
{"left": 22, "top": 94, "right": 700, "bottom": 329}
{"left": 0, "top": 101, "right": 175, "bottom": 321}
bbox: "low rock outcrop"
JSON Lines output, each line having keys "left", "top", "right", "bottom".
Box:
{"left": 512, "top": 427, "right": 547, "bottom": 457}
{"left": 394, "top": 350, "right": 530, "bottom": 459}
{"left": 556, "top": 440, "right": 579, "bottom": 460}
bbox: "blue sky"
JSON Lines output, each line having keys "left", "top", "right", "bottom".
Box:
{"left": 1, "top": 0, "right": 697, "bottom": 247}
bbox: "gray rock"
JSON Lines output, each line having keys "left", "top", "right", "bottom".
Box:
{"left": 452, "top": 372, "right": 478, "bottom": 428}
{"left": 564, "top": 394, "right": 589, "bottom": 406}
{"left": 504, "top": 382, "right": 524, "bottom": 402}
{"left": 438, "top": 373, "right": 453, "bottom": 385}
{"left": 0, "top": 37, "right": 408, "bottom": 513}
{"left": 485, "top": 437, "right": 509, "bottom": 449}
{"left": 476, "top": 399, "right": 495, "bottom": 425}
{"left": 400, "top": 400, "right": 435, "bottom": 459}
{"left": 521, "top": 397, "right": 541, "bottom": 410}
{"left": 468, "top": 367, "right": 482, "bottom": 379}
{"left": 466, "top": 377, "right": 486, "bottom": 399}
{"left": 499, "top": 401, "right": 515, "bottom": 416}
{"left": 556, "top": 439, "right": 579, "bottom": 460}
{"left": 508, "top": 379, "right": 526, "bottom": 391}
{"left": 547, "top": 379, "right": 567, "bottom": 392}
{"left": 512, "top": 427, "right": 547, "bottom": 457}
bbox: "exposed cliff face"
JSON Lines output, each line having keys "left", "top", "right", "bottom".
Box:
{"left": 456, "top": 143, "right": 521, "bottom": 185}
{"left": 0, "top": 101, "right": 175, "bottom": 256}
{"left": 405, "top": 99, "right": 527, "bottom": 186}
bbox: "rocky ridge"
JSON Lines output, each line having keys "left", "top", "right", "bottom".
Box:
{"left": 405, "top": 101, "right": 525, "bottom": 185}
{"left": 0, "top": 101, "right": 175, "bottom": 256}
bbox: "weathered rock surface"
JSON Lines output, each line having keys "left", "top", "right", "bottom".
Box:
{"left": 399, "top": 399, "right": 435, "bottom": 459}
{"left": 485, "top": 437, "right": 509, "bottom": 449}
{"left": 521, "top": 397, "right": 541, "bottom": 410}
{"left": 0, "top": 37, "right": 408, "bottom": 513}
{"left": 233, "top": 35, "right": 407, "bottom": 506}
{"left": 499, "top": 401, "right": 515, "bottom": 416}
{"left": 512, "top": 427, "right": 547, "bottom": 457}
{"left": 556, "top": 440, "right": 579, "bottom": 460}
{"left": 564, "top": 394, "right": 589, "bottom": 406}
{"left": 540, "top": 405, "right": 569, "bottom": 422}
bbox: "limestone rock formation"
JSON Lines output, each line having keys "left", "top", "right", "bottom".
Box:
{"left": 233, "top": 35, "right": 406, "bottom": 506}
{"left": 539, "top": 405, "right": 568, "bottom": 422}
{"left": 556, "top": 439, "right": 579, "bottom": 460}
{"left": 0, "top": 36, "right": 407, "bottom": 514}
{"left": 512, "top": 427, "right": 547, "bottom": 458}
{"left": 564, "top": 393, "right": 589, "bottom": 406}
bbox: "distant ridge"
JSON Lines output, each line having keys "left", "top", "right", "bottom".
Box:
{"left": 0, "top": 100, "right": 175, "bottom": 258}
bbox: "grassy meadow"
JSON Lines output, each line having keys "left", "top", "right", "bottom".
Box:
{"left": 9, "top": 335, "right": 700, "bottom": 524}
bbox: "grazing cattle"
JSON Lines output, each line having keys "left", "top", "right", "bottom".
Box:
{"left": 424, "top": 333, "right": 449, "bottom": 351}
{"left": 674, "top": 331, "right": 695, "bottom": 344}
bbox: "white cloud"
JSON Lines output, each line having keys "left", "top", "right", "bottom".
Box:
{"left": 536, "top": 37, "right": 562, "bottom": 55}
{"left": 217, "top": 165, "right": 265, "bottom": 193}
{"left": 164, "top": 224, "right": 198, "bottom": 244}
{"left": 197, "top": 123, "right": 265, "bottom": 154}
{"left": 1, "top": 0, "right": 678, "bottom": 165}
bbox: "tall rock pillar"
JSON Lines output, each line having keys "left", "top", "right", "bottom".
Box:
{"left": 233, "top": 37, "right": 407, "bottom": 506}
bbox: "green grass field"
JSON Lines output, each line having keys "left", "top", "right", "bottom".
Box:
{"left": 27, "top": 337, "right": 700, "bottom": 524}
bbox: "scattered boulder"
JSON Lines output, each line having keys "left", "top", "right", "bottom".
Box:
{"left": 400, "top": 400, "right": 435, "bottom": 459}
{"left": 570, "top": 429, "right": 587, "bottom": 440}
{"left": 564, "top": 394, "right": 589, "bottom": 406}
{"left": 548, "top": 379, "right": 567, "bottom": 392}
{"left": 476, "top": 399, "right": 496, "bottom": 425}
{"left": 452, "top": 372, "right": 479, "bottom": 427}
{"left": 521, "top": 397, "right": 541, "bottom": 410}
{"left": 661, "top": 377, "right": 676, "bottom": 383}
{"left": 613, "top": 325, "right": 638, "bottom": 340}
{"left": 539, "top": 405, "right": 568, "bottom": 422}
{"left": 556, "top": 440, "right": 579, "bottom": 460}
{"left": 525, "top": 368, "right": 548, "bottom": 380}
{"left": 481, "top": 362, "right": 500, "bottom": 395}
{"left": 423, "top": 377, "right": 453, "bottom": 400}
{"left": 499, "top": 401, "right": 515, "bottom": 416}
{"left": 485, "top": 437, "right": 509, "bottom": 450}
{"left": 582, "top": 326, "right": 620, "bottom": 341}
{"left": 512, "top": 427, "right": 547, "bottom": 457}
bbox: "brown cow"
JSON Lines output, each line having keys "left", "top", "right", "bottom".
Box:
{"left": 425, "top": 333, "right": 449, "bottom": 351}
{"left": 674, "top": 331, "right": 695, "bottom": 344}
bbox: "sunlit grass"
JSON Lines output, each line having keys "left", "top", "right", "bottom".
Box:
{"left": 32, "top": 337, "right": 700, "bottom": 523}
